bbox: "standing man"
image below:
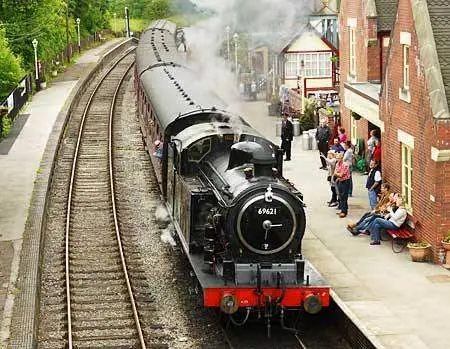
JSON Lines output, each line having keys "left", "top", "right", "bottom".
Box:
{"left": 281, "top": 114, "right": 293, "bottom": 161}
{"left": 366, "top": 159, "right": 382, "bottom": 209}
{"left": 316, "top": 120, "right": 331, "bottom": 169}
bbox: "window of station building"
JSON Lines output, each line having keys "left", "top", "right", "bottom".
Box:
{"left": 285, "top": 52, "right": 332, "bottom": 78}
{"left": 349, "top": 27, "right": 356, "bottom": 76}
{"left": 401, "top": 143, "right": 413, "bottom": 211}
{"left": 350, "top": 114, "right": 358, "bottom": 145}
{"left": 402, "top": 45, "right": 410, "bottom": 90}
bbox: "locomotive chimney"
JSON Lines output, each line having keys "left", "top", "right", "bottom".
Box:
{"left": 227, "top": 141, "right": 277, "bottom": 178}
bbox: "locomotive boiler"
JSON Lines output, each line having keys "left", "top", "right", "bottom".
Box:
{"left": 135, "top": 20, "right": 330, "bottom": 334}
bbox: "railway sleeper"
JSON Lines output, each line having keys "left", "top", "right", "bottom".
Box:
{"left": 72, "top": 328, "right": 138, "bottom": 341}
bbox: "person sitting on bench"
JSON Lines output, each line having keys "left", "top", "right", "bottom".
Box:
{"left": 366, "top": 195, "right": 407, "bottom": 245}
{"left": 347, "top": 184, "right": 393, "bottom": 235}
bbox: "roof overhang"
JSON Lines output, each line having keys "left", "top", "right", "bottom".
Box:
{"left": 344, "top": 82, "right": 384, "bottom": 131}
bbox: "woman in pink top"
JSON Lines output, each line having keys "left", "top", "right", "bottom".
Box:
{"left": 338, "top": 127, "right": 348, "bottom": 144}
{"left": 334, "top": 152, "right": 351, "bottom": 217}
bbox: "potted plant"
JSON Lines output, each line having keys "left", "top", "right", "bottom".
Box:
{"left": 441, "top": 231, "right": 450, "bottom": 253}
{"left": 268, "top": 93, "right": 280, "bottom": 116}
{"left": 39, "top": 76, "right": 47, "bottom": 89}
{"left": 407, "top": 242, "right": 431, "bottom": 262}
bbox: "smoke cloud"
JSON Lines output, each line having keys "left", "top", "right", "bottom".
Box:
{"left": 185, "top": 0, "right": 319, "bottom": 109}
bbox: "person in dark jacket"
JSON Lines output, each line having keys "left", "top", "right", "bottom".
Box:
{"left": 330, "top": 137, "right": 344, "bottom": 153}
{"left": 366, "top": 159, "right": 382, "bottom": 209}
{"left": 281, "top": 115, "right": 293, "bottom": 161}
{"left": 316, "top": 121, "right": 331, "bottom": 169}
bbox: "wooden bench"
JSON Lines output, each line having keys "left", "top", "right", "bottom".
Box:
{"left": 382, "top": 213, "right": 418, "bottom": 253}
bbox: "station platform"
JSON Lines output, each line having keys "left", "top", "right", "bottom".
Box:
{"left": 0, "top": 38, "right": 123, "bottom": 348}
{"left": 229, "top": 100, "right": 450, "bottom": 349}
{"left": 1, "top": 40, "right": 449, "bottom": 348}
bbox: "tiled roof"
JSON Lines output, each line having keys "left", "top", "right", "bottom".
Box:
{"left": 375, "top": 0, "right": 398, "bottom": 31}
{"left": 427, "top": 0, "right": 450, "bottom": 116}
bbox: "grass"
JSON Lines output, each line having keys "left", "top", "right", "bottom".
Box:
{"left": 109, "top": 18, "right": 149, "bottom": 34}
{"left": 108, "top": 13, "right": 211, "bottom": 34}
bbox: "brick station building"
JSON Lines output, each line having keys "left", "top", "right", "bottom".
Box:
{"left": 339, "top": 0, "right": 450, "bottom": 260}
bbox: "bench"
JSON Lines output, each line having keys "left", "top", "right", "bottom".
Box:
{"left": 382, "top": 213, "right": 418, "bottom": 253}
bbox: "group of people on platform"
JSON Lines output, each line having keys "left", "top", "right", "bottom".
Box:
{"left": 314, "top": 121, "right": 407, "bottom": 245}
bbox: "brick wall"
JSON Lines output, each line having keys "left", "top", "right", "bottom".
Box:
{"left": 367, "top": 17, "right": 380, "bottom": 82}
{"left": 380, "top": 0, "right": 450, "bottom": 258}
{"left": 339, "top": 0, "right": 374, "bottom": 141}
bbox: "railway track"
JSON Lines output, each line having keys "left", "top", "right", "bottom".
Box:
{"left": 64, "top": 50, "right": 144, "bottom": 348}
{"left": 37, "top": 46, "right": 160, "bottom": 349}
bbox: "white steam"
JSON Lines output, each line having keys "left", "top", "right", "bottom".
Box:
{"left": 160, "top": 223, "right": 177, "bottom": 247}
{"left": 185, "top": 0, "right": 318, "bottom": 113}
{"left": 155, "top": 204, "right": 171, "bottom": 228}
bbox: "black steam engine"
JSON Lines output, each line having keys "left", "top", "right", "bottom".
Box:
{"left": 134, "top": 20, "right": 329, "bottom": 334}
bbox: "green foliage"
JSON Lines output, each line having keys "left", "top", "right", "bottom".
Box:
{"left": 0, "top": 26, "right": 24, "bottom": 100}
{"left": 407, "top": 242, "right": 431, "bottom": 249}
{"left": 299, "top": 98, "right": 316, "bottom": 132}
{"left": 443, "top": 231, "right": 450, "bottom": 243}
{"left": 144, "top": 0, "right": 171, "bottom": 20}
{"left": 1, "top": 114, "right": 12, "bottom": 137}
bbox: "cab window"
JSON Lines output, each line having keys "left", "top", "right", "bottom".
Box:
{"left": 188, "top": 138, "right": 211, "bottom": 162}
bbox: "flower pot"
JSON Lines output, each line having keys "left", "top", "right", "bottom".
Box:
{"left": 52, "top": 70, "right": 58, "bottom": 77}
{"left": 408, "top": 244, "right": 430, "bottom": 262}
{"left": 40, "top": 81, "right": 47, "bottom": 89}
{"left": 441, "top": 241, "right": 450, "bottom": 251}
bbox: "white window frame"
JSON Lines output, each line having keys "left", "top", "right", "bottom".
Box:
{"left": 351, "top": 114, "right": 357, "bottom": 145}
{"left": 401, "top": 143, "right": 413, "bottom": 212}
{"left": 284, "top": 52, "right": 332, "bottom": 78}
{"left": 403, "top": 45, "right": 410, "bottom": 90}
{"left": 349, "top": 27, "right": 356, "bottom": 76}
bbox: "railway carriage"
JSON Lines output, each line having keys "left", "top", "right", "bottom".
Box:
{"left": 135, "top": 20, "right": 330, "bottom": 334}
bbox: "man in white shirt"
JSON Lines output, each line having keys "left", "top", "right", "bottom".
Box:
{"left": 366, "top": 195, "right": 407, "bottom": 245}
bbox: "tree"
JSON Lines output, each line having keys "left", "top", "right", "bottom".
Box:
{"left": 144, "top": 0, "right": 172, "bottom": 20}
{"left": 0, "top": 26, "right": 24, "bottom": 100}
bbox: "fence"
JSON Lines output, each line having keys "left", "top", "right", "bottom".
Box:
{"left": 0, "top": 74, "right": 33, "bottom": 139}
{"left": 0, "top": 31, "right": 107, "bottom": 139}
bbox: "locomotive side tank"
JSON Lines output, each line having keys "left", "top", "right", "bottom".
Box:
{"left": 134, "top": 20, "right": 330, "bottom": 333}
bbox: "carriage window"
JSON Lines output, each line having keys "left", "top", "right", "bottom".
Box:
{"left": 188, "top": 138, "right": 211, "bottom": 162}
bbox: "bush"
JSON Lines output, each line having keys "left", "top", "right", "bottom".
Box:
{"left": 0, "top": 27, "right": 24, "bottom": 99}
{"left": 299, "top": 98, "right": 316, "bottom": 131}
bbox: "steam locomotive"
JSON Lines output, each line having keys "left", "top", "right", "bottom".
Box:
{"left": 135, "top": 20, "right": 329, "bottom": 333}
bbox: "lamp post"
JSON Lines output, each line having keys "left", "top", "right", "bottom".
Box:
{"left": 113, "top": 13, "right": 117, "bottom": 35}
{"left": 233, "top": 32, "right": 239, "bottom": 75}
{"left": 226, "top": 26, "right": 230, "bottom": 63}
{"left": 76, "top": 18, "right": 81, "bottom": 54}
{"left": 32, "top": 39, "right": 39, "bottom": 90}
{"left": 300, "top": 59, "right": 306, "bottom": 112}
{"left": 125, "top": 7, "right": 130, "bottom": 38}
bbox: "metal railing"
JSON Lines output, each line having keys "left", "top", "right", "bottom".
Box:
{"left": 0, "top": 74, "right": 33, "bottom": 139}
{"left": 0, "top": 31, "right": 110, "bottom": 139}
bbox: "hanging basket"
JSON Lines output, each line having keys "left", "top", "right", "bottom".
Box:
{"left": 352, "top": 111, "right": 362, "bottom": 120}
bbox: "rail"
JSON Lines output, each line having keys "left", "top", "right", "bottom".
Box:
{"left": 65, "top": 48, "right": 145, "bottom": 348}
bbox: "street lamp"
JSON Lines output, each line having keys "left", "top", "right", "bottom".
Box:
{"left": 226, "top": 26, "right": 230, "bottom": 62}
{"left": 76, "top": 18, "right": 81, "bottom": 54}
{"left": 32, "top": 39, "right": 39, "bottom": 90}
{"left": 233, "top": 32, "right": 239, "bottom": 75}
{"left": 113, "top": 13, "right": 117, "bottom": 35}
